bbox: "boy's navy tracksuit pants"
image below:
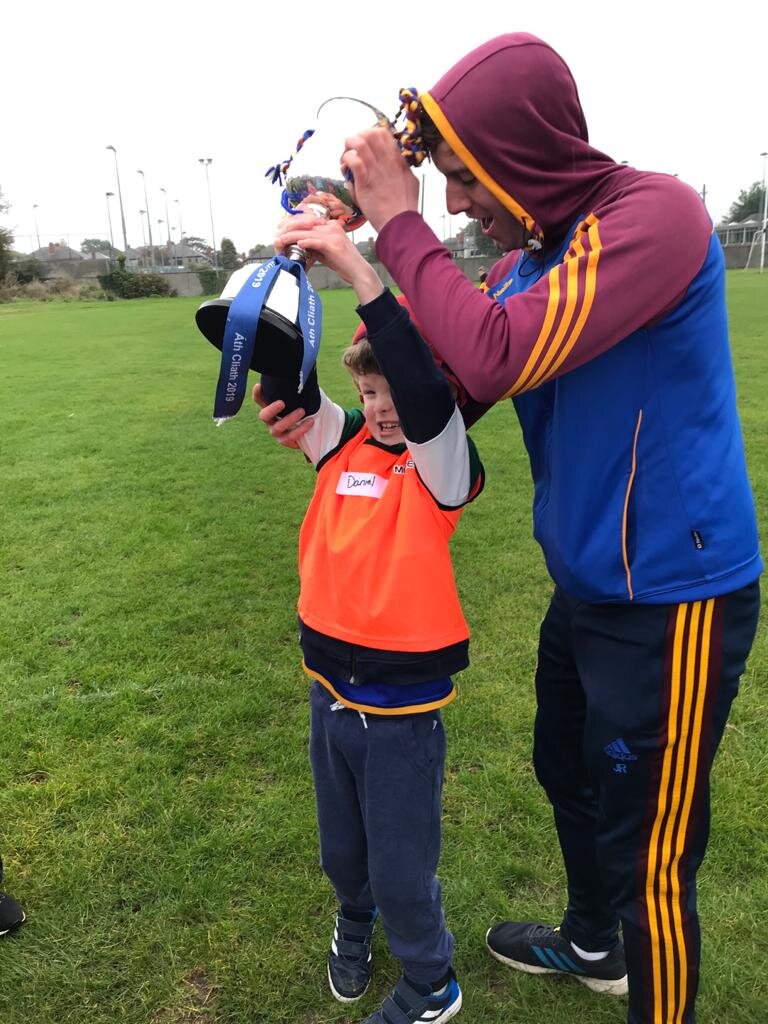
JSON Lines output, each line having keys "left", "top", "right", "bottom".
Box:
{"left": 309, "top": 681, "right": 453, "bottom": 986}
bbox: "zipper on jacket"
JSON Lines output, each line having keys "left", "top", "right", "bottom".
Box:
{"left": 621, "top": 409, "right": 643, "bottom": 600}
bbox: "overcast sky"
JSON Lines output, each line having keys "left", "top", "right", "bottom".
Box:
{"left": 2, "top": 0, "right": 766, "bottom": 256}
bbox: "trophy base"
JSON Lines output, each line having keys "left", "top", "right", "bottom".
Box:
{"left": 195, "top": 265, "right": 304, "bottom": 378}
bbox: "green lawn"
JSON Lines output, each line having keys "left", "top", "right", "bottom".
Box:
{"left": 0, "top": 276, "right": 766, "bottom": 1023}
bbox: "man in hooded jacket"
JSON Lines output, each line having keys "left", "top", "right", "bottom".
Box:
{"left": 323, "top": 31, "right": 762, "bottom": 1024}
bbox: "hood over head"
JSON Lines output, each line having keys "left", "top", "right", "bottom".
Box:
{"left": 420, "top": 33, "right": 622, "bottom": 247}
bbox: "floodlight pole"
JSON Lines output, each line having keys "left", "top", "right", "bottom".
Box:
{"left": 32, "top": 204, "right": 41, "bottom": 251}
{"left": 105, "top": 192, "right": 115, "bottom": 255}
{"left": 159, "top": 188, "right": 171, "bottom": 242}
{"left": 137, "top": 170, "right": 154, "bottom": 267}
{"left": 760, "top": 151, "right": 767, "bottom": 273}
{"left": 106, "top": 146, "right": 129, "bottom": 253}
{"left": 198, "top": 158, "right": 217, "bottom": 269}
{"left": 174, "top": 198, "right": 183, "bottom": 242}
{"left": 160, "top": 186, "right": 174, "bottom": 267}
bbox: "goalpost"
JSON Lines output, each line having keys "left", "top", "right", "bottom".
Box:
{"left": 743, "top": 226, "right": 763, "bottom": 270}
{"left": 743, "top": 156, "right": 767, "bottom": 271}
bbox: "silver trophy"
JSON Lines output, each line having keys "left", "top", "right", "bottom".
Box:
{"left": 195, "top": 178, "right": 359, "bottom": 383}
{"left": 195, "top": 93, "right": 415, "bottom": 415}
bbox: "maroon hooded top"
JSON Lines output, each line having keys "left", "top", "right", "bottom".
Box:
{"left": 375, "top": 33, "right": 713, "bottom": 405}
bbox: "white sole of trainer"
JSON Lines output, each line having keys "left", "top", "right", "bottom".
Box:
{"left": 327, "top": 963, "right": 369, "bottom": 1003}
{"left": 578, "top": 973, "right": 628, "bottom": 996}
{"left": 485, "top": 931, "right": 628, "bottom": 997}
{"left": 431, "top": 991, "right": 462, "bottom": 1023}
{"left": 0, "top": 910, "right": 25, "bottom": 938}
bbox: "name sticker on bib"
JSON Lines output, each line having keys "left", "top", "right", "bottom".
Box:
{"left": 336, "top": 472, "right": 388, "bottom": 498}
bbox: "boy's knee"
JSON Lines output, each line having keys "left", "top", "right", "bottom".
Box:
{"left": 370, "top": 871, "right": 440, "bottom": 924}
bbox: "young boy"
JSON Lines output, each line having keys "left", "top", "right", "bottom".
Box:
{"left": 256, "top": 218, "right": 483, "bottom": 1024}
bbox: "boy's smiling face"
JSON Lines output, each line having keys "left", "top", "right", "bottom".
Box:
{"left": 356, "top": 372, "right": 405, "bottom": 445}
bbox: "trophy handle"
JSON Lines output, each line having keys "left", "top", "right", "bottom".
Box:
{"left": 286, "top": 202, "right": 330, "bottom": 265}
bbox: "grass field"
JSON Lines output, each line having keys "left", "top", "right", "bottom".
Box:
{"left": 0, "top": 275, "right": 766, "bottom": 1024}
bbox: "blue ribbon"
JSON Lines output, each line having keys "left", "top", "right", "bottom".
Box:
{"left": 213, "top": 254, "right": 322, "bottom": 424}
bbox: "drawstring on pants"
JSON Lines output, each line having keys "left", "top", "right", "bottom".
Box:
{"left": 329, "top": 698, "right": 367, "bottom": 729}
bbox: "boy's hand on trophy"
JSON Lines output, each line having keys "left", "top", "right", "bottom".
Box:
{"left": 275, "top": 219, "right": 384, "bottom": 304}
{"left": 273, "top": 212, "right": 324, "bottom": 269}
{"left": 252, "top": 386, "right": 313, "bottom": 450}
{"left": 301, "top": 190, "right": 355, "bottom": 221}
{"left": 275, "top": 218, "right": 348, "bottom": 270}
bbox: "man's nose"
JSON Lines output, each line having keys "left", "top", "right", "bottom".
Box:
{"left": 445, "top": 180, "right": 471, "bottom": 215}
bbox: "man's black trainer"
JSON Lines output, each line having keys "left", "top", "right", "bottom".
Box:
{"left": 486, "top": 919, "right": 628, "bottom": 995}
{"left": 0, "top": 857, "right": 24, "bottom": 937}
{"left": 0, "top": 892, "right": 24, "bottom": 936}
{"left": 327, "top": 911, "right": 376, "bottom": 1002}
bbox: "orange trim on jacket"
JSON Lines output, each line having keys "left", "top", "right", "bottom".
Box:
{"left": 303, "top": 662, "right": 458, "bottom": 716}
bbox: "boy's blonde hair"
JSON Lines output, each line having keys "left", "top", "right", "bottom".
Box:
{"left": 342, "top": 336, "right": 381, "bottom": 380}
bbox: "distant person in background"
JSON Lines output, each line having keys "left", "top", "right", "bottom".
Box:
{"left": 0, "top": 858, "right": 25, "bottom": 937}
{"left": 335, "top": 31, "right": 762, "bottom": 1024}
{"left": 477, "top": 265, "right": 487, "bottom": 286}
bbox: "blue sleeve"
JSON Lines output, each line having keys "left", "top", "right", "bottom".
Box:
{"left": 356, "top": 289, "right": 455, "bottom": 444}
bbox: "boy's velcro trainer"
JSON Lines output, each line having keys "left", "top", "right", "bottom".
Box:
{"left": 0, "top": 891, "right": 25, "bottom": 937}
{"left": 362, "top": 972, "right": 462, "bottom": 1024}
{"left": 327, "top": 911, "right": 376, "bottom": 1002}
{"left": 486, "top": 920, "right": 628, "bottom": 996}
